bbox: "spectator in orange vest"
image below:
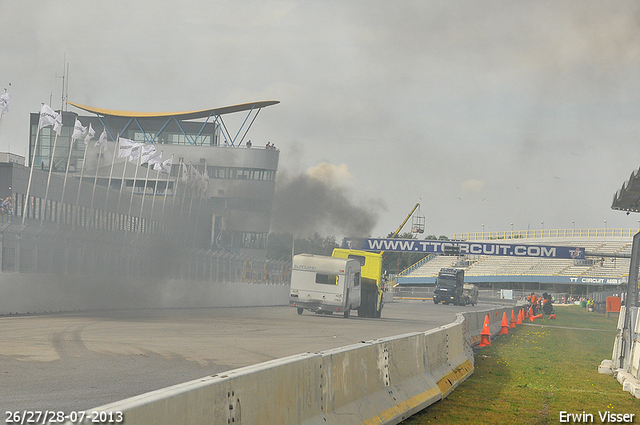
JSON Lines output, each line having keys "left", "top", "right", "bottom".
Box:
{"left": 531, "top": 293, "right": 537, "bottom": 315}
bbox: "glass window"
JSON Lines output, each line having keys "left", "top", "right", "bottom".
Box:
{"left": 348, "top": 254, "right": 367, "bottom": 266}
{"left": 315, "top": 273, "right": 338, "bottom": 285}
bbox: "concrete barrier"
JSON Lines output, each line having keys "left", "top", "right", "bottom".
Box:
{"left": 66, "top": 306, "right": 517, "bottom": 425}
{"left": 0, "top": 273, "right": 289, "bottom": 314}
{"left": 599, "top": 306, "right": 640, "bottom": 398}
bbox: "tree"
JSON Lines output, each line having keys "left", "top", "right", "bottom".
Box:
{"left": 266, "top": 232, "right": 338, "bottom": 261}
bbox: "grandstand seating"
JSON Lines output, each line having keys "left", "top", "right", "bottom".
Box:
{"left": 399, "top": 234, "right": 632, "bottom": 281}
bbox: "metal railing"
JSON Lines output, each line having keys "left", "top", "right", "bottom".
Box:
{"left": 0, "top": 225, "right": 290, "bottom": 284}
{"left": 453, "top": 228, "right": 638, "bottom": 241}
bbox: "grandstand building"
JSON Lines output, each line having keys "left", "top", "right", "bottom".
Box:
{"left": 1, "top": 100, "right": 280, "bottom": 258}
{"left": 396, "top": 230, "right": 635, "bottom": 296}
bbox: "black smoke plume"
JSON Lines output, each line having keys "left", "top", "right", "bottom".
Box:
{"left": 270, "top": 167, "right": 384, "bottom": 238}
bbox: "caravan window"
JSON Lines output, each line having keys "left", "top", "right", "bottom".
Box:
{"left": 354, "top": 272, "right": 360, "bottom": 286}
{"left": 316, "top": 273, "right": 338, "bottom": 285}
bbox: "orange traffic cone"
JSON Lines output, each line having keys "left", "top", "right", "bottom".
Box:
{"left": 549, "top": 314, "right": 556, "bottom": 320}
{"left": 530, "top": 313, "right": 543, "bottom": 322}
{"left": 510, "top": 310, "right": 516, "bottom": 328}
{"left": 528, "top": 306, "right": 533, "bottom": 318}
{"left": 478, "top": 314, "right": 491, "bottom": 347}
{"left": 500, "top": 312, "right": 509, "bottom": 335}
{"left": 516, "top": 309, "right": 523, "bottom": 325}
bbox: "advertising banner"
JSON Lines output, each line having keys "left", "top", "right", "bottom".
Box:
{"left": 342, "top": 238, "right": 586, "bottom": 260}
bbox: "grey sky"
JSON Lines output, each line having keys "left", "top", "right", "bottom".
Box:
{"left": 1, "top": 1, "right": 640, "bottom": 239}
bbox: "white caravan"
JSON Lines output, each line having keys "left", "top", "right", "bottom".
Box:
{"left": 289, "top": 254, "right": 361, "bottom": 318}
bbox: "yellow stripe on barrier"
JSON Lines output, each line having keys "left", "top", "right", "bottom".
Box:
{"left": 362, "top": 387, "right": 442, "bottom": 425}
{"left": 436, "top": 359, "right": 474, "bottom": 395}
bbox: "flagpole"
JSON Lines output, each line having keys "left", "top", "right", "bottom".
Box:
{"left": 184, "top": 163, "right": 200, "bottom": 247}
{"left": 160, "top": 154, "right": 174, "bottom": 221}
{"left": 169, "top": 158, "right": 184, "bottom": 232}
{"left": 128, "top": 151, "right": 142, "bottom": 232}
{"left": 40, "top": 130, "right": 60, "bottom": 226}
{"left": 0, "top": 88, "right": 10, "bottom": 147}
{"left": 192, "top": 160, "right": 207, "bottom": 248}
{"left": 180, "top": 162, "right": 191, "bottom": 218}
{"left": 115, "top": 137, "right": 129, "bottom": 231}
{"left": 105, "top": 135, "right": 119, "bottom": 231}
{"left": 59, "top": 138, "right": 76, "bottom": 228}
{"left": 149, "top": 150, "right": 163, "bottom": 225}
{"left": 72, "top": 139, "right": 90, "bottom": 229}
{"left": 89, "top": 145, "right": 103, "bottom": 229}
{"left": 187, "top": 164, "right": 197, "bottom": 222}
{"left": 138, "top": 160, "right": 152, "bottom": 232}
{"left": 22, "top": 122, "right": 43, "bottom": 226}
{"left": 0, "top": 95, "right": 5, "bottom": 142}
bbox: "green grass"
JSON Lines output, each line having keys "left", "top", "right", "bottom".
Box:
{"left": 402, "top": 306, "right": 638, "bottom": 424}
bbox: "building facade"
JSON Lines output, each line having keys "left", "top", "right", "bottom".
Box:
{"left": 13, "top": 100, "right": 280, "bottom": 257}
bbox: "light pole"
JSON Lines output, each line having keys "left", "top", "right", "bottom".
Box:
{"left": 482, "top": 224, "right": 484, "bottom": 239}
{"left": 604, "top": 219, "right": 607, "bottom": 236}
{"left": 572, "top": 220, "right": 575, "bottom": 237}
{"left": 541, "top": 221, "right": 544, "bottom": 237}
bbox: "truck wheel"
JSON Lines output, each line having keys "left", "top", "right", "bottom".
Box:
{"left": 343, "top": 309, "right": 350, "bottom": 318}
{"left": 297, "top": 308, "right": 303, "bottom": 315}
{"left": 433, "top": 299, "right": 438, "bottom": 304}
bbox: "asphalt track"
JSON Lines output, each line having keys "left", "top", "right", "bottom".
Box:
{"left": 1, "top": 300, "right": 495, "bottom": 415}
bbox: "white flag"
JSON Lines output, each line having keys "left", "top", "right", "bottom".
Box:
{"left": 199, "top": 166, "right": 209, "bottom": 194}
{"left": 189, "top": 164, "right": 201, "bottom": 183}
{"left": 153, "top": 156, "right": 173, "bottom": 174}
{"left": 84, "top": 123, "right": 95, "bottom": 144}
{"left": 0, "top": 91, "right": 10, "bottom": 113}
{"left": 146, "top": 149, "right": 162, "bottom": 167}
{"left": 95, "top": 129, "right": 108, "bottom": 152}
{"left": 117, "top": 137, "right": 136, "bottom": 158}
{"left": 71, "top": 118, "right": 87, "bottom": 141}
{"left": 181, "top": 162, "right": 189, "bottom": 182}
{"left": 53, "top": 113, "right": 63, "bottom": 136}
{"left": 128, "top": 143, "right": 143, "bottom": 161}
{"left": 140, "top": 144, "right": 157, "bottom": 165}
{"left": 39, "top": 104, "right": 57, "bottom": 129}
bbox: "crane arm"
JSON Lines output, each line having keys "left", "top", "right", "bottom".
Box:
{"left": 380, "top": 202, "right": 421, "bottom": 256}
{"left": 390, "top": 203, "right": 421, "bottom": 238}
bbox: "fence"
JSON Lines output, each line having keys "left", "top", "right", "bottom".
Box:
{"left": 0, "top": 224, "right": 290, "bottom": 284}
{"left": 454, "top": 228, "right": 638, "bottom": 241}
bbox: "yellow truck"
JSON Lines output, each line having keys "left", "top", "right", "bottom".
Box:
{"left": 332, "top": 248, "right": 384, "bottom": 318}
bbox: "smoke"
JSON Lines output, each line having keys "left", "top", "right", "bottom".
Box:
{"left": 270, "top": 162, "right": 384, "bottom": 238}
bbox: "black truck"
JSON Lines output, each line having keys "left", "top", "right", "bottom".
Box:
{"left": 433, "top": 267, "right": 471, "bottom": 306}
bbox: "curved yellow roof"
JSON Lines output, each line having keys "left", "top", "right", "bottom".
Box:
{"left": 66, "top": 100, "right": 280, "bottom": 120}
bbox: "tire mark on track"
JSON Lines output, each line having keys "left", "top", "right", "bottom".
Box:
{"left": 51, "top": 323, "right": 95, "bottom": 360}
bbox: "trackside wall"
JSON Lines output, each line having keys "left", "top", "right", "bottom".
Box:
{"left": 599, "top": 306, "right": 640, "bottom": 398}
{"left": 0, "top": 274, "right": 289, "bottom": 314}
{"left": 66, "top": 306, "right": 525, "bottom": 425}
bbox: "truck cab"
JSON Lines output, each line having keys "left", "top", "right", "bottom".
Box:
{"left": 433, "top": 267, "right": 467, "bottom": 306}
{"left": 332, "top": 248, "right": 383, "bottom": 318}
{"left": 289, "top": 254, "right": 361, "bottom": 318}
